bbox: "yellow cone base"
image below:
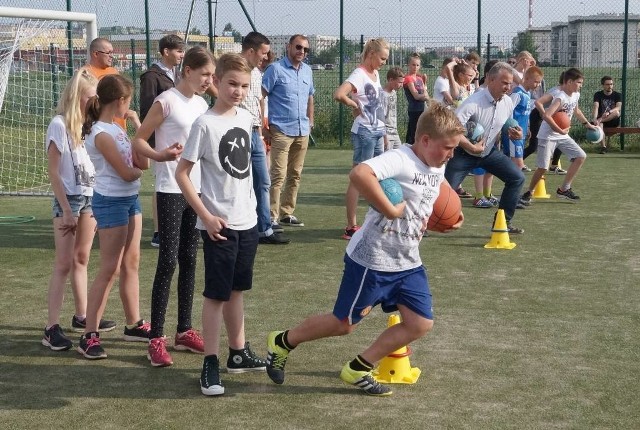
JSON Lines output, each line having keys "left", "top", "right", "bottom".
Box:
{"left": 372, "top": 315, "right": 421, "bottom": 385}
{"left": 484, "top": 209, "right": 516, "bottom": 249}
{"left": 533, "top": 176, "right": 550, "bottom": 199}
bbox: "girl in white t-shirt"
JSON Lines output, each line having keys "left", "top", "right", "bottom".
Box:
{"left": 133, "top": 46, "right": 215, "bottom": 367}
{"left": 334, "top": 38, "right": 389, "bottom": 239}
{"left": 42, "top": 70, "right": 118, "bottom": 351}
{"left": 78, "top": 74, "right": 148, "bottom": 359}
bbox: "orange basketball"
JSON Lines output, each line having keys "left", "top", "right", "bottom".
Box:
{"left": 428, "top": 182, "right": 462, "bottom": 233}
{"left": 552, "top": 111, "right": 571, "bottom": 129}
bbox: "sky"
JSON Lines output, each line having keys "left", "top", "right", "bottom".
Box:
{"left": 7, "top": 0, "right": 640, "bottom": 46}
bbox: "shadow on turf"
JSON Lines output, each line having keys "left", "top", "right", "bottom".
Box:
{"left": 0, "top": 361, "right": 357, "bottom": 410}
{"left": 0, "top": 218, "right": 53, "bottom": 249}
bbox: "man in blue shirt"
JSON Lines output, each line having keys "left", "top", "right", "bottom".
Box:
{"left": 262, "top": 34, "right": 315, "bottom": 229}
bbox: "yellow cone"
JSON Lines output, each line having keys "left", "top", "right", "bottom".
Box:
{"left": 372, "top": 315, "right": 421, "bottom": 384}
{"left": 484, "top": 209, "right": 516, "bottom": 249}
{"left": 532, "top": 175, "right": 551, "bottom": 199}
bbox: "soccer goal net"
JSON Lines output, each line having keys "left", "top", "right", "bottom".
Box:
{"left": 0, "top": 7, "right": 96, "bottom": 196}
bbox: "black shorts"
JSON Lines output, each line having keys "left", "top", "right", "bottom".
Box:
{"left": 602, "top": 118, "right": 620, "bottom": 128}
{"left": 200, "top": 226, "right": 258, "bottom": 301}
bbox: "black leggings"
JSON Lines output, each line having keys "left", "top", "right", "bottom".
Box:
{"left": 406, "top": 110, "right": 423, "bottom": 145}
{"left": 150, "top": 192, "right": 199, "bottom": 339}
{"left": 524, "top": 109, "right": 562, "bottom": 165}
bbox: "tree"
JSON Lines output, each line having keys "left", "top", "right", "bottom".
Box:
{"left": 189, "top": 27, "right": 202, "bottom": 35}
{"left": 420, "top": 50, "right": 438, "bottom": 67}
{"left": 514, "top": 31, "right": 539, "bottom": 59}
{"left": 223, "top": 22, "right": 243, "bottom": 43}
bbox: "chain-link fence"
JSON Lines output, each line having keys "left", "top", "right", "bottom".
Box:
{"left": 3, "top": 0, "right": 640, "bottom": 148}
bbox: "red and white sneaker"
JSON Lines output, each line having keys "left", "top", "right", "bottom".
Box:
{"left": 148, "top": 337, "right": 173, "bottom": 367}
{"left": 174, "top": 329, "right": 204, "bottom": 353}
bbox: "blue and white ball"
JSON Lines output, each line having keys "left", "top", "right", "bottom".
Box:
{"left": 466, "top": 121, "right": 485, "bottom": 143}
{"left": 502, "top": 118, "right": 519, "bottom": 133}
{"left": 585, "top": 127, "right": 604, "bottom": 144}
{"left": 379, "top": 178, "right": 404, "bottom": 205}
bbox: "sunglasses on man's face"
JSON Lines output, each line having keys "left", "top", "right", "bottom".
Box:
{"left": 294, "top": 44, "right": 309, "bottom": 54}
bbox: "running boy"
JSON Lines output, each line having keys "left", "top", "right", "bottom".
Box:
{"left": 265, "top": 103, "right": 465, "bottom": 396}
{"left": 521, "top": 68, "right": 597, "bottom": 203}
{"left": 381, "top": 67, "right": 404, "bottom": 150}
{"left": 502, "top": 66, "right": 544, "bottom": 171}
{"left": 175, "top": 53, "right": 267, "bottom": 396}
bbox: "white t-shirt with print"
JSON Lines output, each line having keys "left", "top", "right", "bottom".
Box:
{"left": 347, "top": 67, "right": 385, "bottom": 134}
{"left": 46, "top": 115, "right": 95, "bottom": 196}
{"left": 346, "top": 145, "right": 445, "bottom": 272}
{"left": 154, "top": 88, "right": 208, "bottom": 193}
{"left": 85, "top": 121, "right": 140, "bottom": 197}
{"left": 432, "top": 76, "right": 451, "bottom": 105}
{"left": 380, "top": 89, "right": 398, "bottom": 135}
{"left": 537, "top": 90, "right": 581, "bottom": 141}
{"left": 181, "top": 108, "right": 257, "bottom": 231}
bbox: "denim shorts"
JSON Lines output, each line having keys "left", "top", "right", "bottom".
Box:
{"left": 351, "top": 125, "right": 384, "bottom": 164}
{"left": 52, "top": 195, "right": 92, "bottom": 218}
{"left": 92, "top": 192, "right": 141, "bottom": 229}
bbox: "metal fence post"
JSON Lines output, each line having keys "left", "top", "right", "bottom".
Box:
{"left": 144, "top": 0, "right": 151, "bottom": 68}
{"left": 620, "top": 0, "right": 630, "bottom": 150}
{"left": 477, "top": 0, "right": 482, "bottom": 57}
{"left": 208, "top": 0, "right": 214, "bottom": 51}
{"left": 485, "top": 33, "right": 491, "bottom": 63}
{"left": 131, "top": 38, "right": 139, "bottom": 112}
{"left": 338, "top": 0, "right": 344, "bottom": 147}
{"left": 66, "top": 0, "right": 73, "bottom": 76}
{"left": 50, "top": 43, "right": 59, "bottom": 108}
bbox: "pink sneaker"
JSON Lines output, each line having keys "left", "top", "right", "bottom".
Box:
{"left": 174, "top": 329, "right": 204, "bottom": 353}
{"left": 148, "top": 337, "right": 173, "bottom": 367}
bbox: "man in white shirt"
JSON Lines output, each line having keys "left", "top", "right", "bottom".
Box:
{"left": 444, "top": 62, "right": 526, "bottom": 234}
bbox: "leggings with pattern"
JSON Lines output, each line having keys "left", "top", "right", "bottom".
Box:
{"left": 150, "top": 192, "right": 199, "bottom": 339}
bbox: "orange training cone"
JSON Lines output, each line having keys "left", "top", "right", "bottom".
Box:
{"left": 484, "top": 209, "right": 516, "bottom": 249}
{"left": 372, "top": 315, "right": 421, "bottom": 384}
{"left": 532, "top": 175, "right": 551, "bottom": 199}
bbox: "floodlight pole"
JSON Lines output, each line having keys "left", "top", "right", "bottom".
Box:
{"left": 237, "top": 0, "right": 257, "bottom": 32}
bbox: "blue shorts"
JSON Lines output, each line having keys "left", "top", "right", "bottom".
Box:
{"left": 92, "top": 192, "right": 141, "bottom": 229}
{"left": 200, "top": 226, "right": 258, "bottom": 302}
{"left": 52, "top": 194, "right": 92, "bottom": 218}
{"left": 472, "top": 167, "right": 486, "bottom": 175}
{"left": 351, "top": 125, "right": 384, "bottom": 164}
{"left": 332, "top": 254, "right": 433, "bottom": 325}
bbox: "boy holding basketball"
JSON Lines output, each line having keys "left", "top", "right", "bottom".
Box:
{"left": 501, "top": 66, "right": 544, "bottom": 171}
{"left": 520, "top": 68, "right": 597, "bottom": 203}
{"left": 265, "top": 103, "right": 465, "bottom": 396}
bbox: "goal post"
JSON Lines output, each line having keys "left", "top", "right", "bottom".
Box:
{"left": 0, "top": 7, "right": 97, "bottom": 196}
{"left": 0, "top": 7, "right": 97, "bottom": 57}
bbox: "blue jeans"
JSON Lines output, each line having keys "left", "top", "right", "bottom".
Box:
{"left": 351, "top": 126, "right": 384, "bottom": 164}
{"left": 251, "top": 129, "right": 272, "bottom": 236}
{"left": 445, "top": 147, "right": 525, "bottom": 222}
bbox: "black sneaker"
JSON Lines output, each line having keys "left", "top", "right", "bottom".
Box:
{"left": 507, "top": 224, "right": 525, "bottom": 235}
{"left": 556, "top": 187, "right": 580, "bottom": 202}
{"left": 77, "top": 332, "right": 107, "bottom": 359}
{"left": 520, "top": 191, "right": 532, "bottom": 206}
{"left": 259, "top": 232, "right": 291, "bottom": 245}
{"left": 279, "top": 215, "right": 304, "bottom": 227}
{"left": 151, "top": 231, "right": 160, "bottom": 248}
{"left": 71, "top": 315, "right": 117, "bottom": 333}
{"left": 42, "top": 324, "right": 73, "bottom": 351}
{"left": 201, "top": 355, "right": 225, "bottom": 396}
{"left": 598, "top": 146, "right": 608, "bottom": 154}
{"left": 123, "top": 319, "right": 151, "bottom": 342}
{"left": 226, "top": 342, "right": 268, "bottom": 373}
{"left": 271, "top": 222, "right": 284, "bottom": 233}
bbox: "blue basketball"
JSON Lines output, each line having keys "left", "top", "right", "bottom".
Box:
{"left": 585, "top": 127, "right": 604, "bottom": 143}
{"left": 379, "top": 178, "right": 404, "bottom": 206}
{"left": 466, "top": 121, "right": 485, "bottom": 143}
{"left": 502, "top": 118, "right": 519, "bottom": 133}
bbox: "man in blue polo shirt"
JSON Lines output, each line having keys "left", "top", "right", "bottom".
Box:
{"left": 262, "top": 34, "right": 315, "bottom": 229}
